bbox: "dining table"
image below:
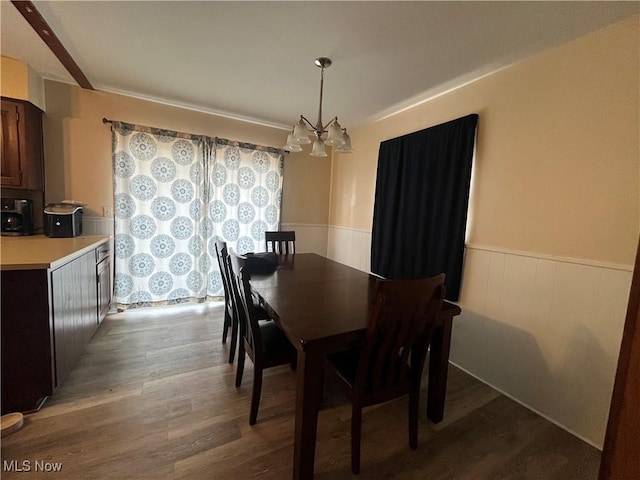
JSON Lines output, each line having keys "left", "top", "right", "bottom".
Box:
{"left": 249, "top": 253, "right": 461, "bottom": 479}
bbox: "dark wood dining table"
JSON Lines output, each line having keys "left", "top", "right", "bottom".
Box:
{"left": 249, "top": 253, "right": 461, "bottom": 479}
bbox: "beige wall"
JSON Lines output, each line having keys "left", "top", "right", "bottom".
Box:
{"left": 327, "top": 15, "right": 639, "bottom": 448}
{"left": 1, "top": 56, "right": 46, "bottom": 111}
{"left": 331, "top": 15, "right": 639, "bottom": 266}
{"left": 42, "top": 81, "right": 331, "bottom": 226}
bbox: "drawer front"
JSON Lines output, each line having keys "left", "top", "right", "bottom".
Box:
{"left": 95, "top": 243, "right": 110, "bottom": 263}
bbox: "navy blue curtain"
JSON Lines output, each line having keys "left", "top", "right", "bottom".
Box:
{"left": 370, "top": 114, "right": 478, "bottom": 301}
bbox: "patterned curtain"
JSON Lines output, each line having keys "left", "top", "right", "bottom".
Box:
{"left": 111, "top": 122, "right": 283, "bottom": 309}
{"left": 210, "top": 139, "right": 283, "bottom": 254}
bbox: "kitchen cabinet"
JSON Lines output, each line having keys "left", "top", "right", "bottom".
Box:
{"left": 0, "top": 268, "right": 52, "bottom": 414}
{"left": 1, "top": 98, "right": 44, "bottom": 191}
{"left": 51, "top": 250, "right": 98, "bottom": 386}
{"left": 0, "top": 236, "right": 110, "bottom": 414}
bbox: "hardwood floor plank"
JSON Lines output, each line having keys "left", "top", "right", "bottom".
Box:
{"left": 0, "top": 302, "right": 601, "bottom": 479}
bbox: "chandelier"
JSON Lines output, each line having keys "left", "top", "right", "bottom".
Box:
{"left": 283, "top": 57, "right": 353, "bottom": 156}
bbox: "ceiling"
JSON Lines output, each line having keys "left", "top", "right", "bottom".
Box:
{"left": 2, "top": 1, "right": 638, "bottom": 131}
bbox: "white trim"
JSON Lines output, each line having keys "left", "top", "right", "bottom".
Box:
{"left": 365, "top": 63, "right": 513, "bottom": 125}
{"left": 84, "top": 80, "right": 291, "bottom": 131}
{"left": 328, "top": 224, "right": 372, "bottom": 234}
{"left": 449, "top": 360, "right": 602, "bottom": 451}
{"left": 324, "top": 224, "right": 633, "bottom": 272}
{"left": 281, "top": 223, "right": 329, "bottom": 229}
{"left": 465, "top": 244, "right": 633, "bottom": 272}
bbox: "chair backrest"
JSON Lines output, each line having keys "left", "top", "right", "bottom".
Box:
{"left": 356, "top": 274, "right": 446, "bottom": 400}
{"left": 265, "top": 230, "right": 296, "bottom": 255}
{"left": 214, "top": 238, "right": 233, "bottom": 305}
{"left": 228, "top": 249, "right": 263, "bottom": 361}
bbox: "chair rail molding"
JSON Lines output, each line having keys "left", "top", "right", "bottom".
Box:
{"left": 465, "top": 243, "right": 633, "bottom": 272}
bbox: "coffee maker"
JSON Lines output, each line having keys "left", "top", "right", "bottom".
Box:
{"left": 1, "top": 198, "right": 34, "bottom": 236}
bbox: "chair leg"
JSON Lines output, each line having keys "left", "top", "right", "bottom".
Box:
{"left": 249, "top": 366, "right": 263, "bottom": 425}
{"left": 409, "top": 389, "right": 419, "bottom": 450}
{"left": 222, "top": 304, "right": 230, "bottom": 344}
{"left": 228, "top": 310, "right": 238, "bottom": 364}
{"left": 235, "top": 343, "right": 245, "bottom": 388}
{"left": 351, "top": 405, "right": 362, "bottom": 474}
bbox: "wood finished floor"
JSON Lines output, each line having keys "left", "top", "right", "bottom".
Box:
{"left": 1, "top": 303, "right": 601, "bottom": 479}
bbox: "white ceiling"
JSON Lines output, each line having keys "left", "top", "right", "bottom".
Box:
{"left": 2, "top": 1, "right": 638, "bottom": 131}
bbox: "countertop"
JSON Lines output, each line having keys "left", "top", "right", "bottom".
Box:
{"left": 0, "top": 235, "right": 110, "bottom": 271}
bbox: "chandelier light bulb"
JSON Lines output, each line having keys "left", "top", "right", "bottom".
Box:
{"left": 310, "top": 138, "right": 328, "bottom": 157}
{"left": 284, "top": 58, "right": 353, "bottom": 156}
{"left": 335, "top": 129, "right": 353, "bottom": 153}
{"left": 283, "top": 132, "right": 302, "bottom": 152}
{"left": 292, "top": 117, "right": 311, "bottom": 145}
{"left": 325, "top": 118, "right": 344, "bottom": 147}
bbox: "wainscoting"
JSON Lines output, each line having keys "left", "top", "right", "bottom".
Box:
{"left": 326, "top": 225, "right": 632, "bottom": 449}
{"left": 327, "top": 225, "right": 372, "bottom": 271}
{"left": 82, "top": 216, "right": 114, "bottom": 236}
{"left": 454, "top": 245, "right": 631, "bottom": 449}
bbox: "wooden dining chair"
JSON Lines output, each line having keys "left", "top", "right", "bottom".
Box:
{"left": 214, "top": 238, "right": 270, "bottom": 364}
{"left": 214, "top": 238, "right": 237, "bottom": 364}
{"left": 265, "top": 230, "right": 296, "bottom": 255}
{"left": 228, "top": 249, "right": 297, "bottom": 425}
{"left": 323, "top": 274, "right": 446, "bottom": 474}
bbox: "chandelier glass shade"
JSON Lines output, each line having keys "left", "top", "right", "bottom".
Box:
{"left": 283, "top": 57, "right": 352, "bottom": 156}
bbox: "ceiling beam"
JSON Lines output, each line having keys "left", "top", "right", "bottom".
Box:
{"left": 11, "top": 0, "right": 93, "bottom": 90}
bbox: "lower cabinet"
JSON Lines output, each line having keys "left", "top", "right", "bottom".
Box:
{"left": 0, "top": 269, "right": 51, "bottom": 414}
{"left": 51, "top": 250, "right": 98, "bottom": 387}
{"left": 0, "top": 241, "right": 110, "bottom": 414}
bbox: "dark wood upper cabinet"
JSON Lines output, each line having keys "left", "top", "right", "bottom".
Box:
{"left": 1, "top": 97, "right": 44, "bottom": 191}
